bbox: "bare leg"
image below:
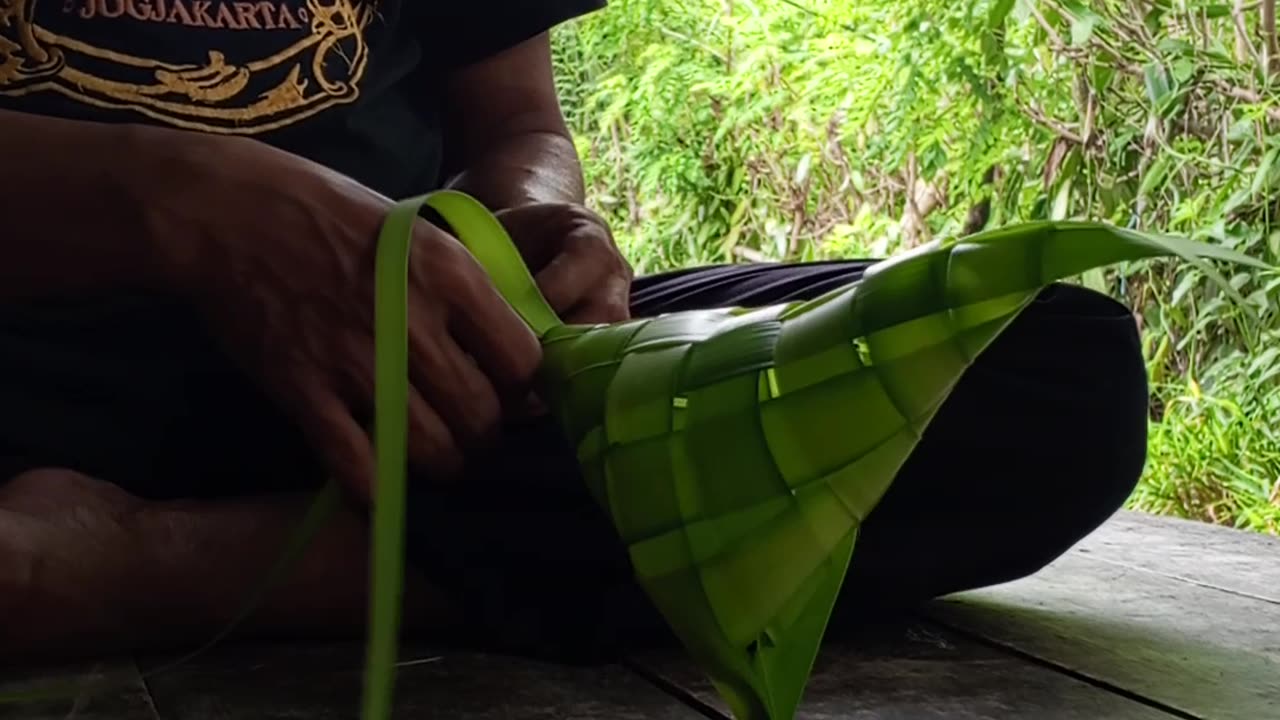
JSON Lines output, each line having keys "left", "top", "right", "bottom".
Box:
{"left": 0, "top": 469, "right": 455, "bottom": 663}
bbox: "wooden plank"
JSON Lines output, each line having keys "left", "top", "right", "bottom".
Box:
{"left": 139, "top": 642, "right": 708, "bottom": 719}
{"left": 1076, "top": 511, "right": 1280, "bottom": 603}
{"left": 925, "top": 550, "right": 1280, "bottom": 720}
{"left": 631, "top": 617, "right": 1174, "bottom": 719}
{"left": 0, "top": 659, "right": 159, "bottom": 720}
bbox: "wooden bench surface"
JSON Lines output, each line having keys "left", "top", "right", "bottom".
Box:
{"left": 4, "top": 511, "right": 1277, "bottom": 719}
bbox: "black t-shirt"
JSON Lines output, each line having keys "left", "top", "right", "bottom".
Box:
{"left": 0, "top": 0, "right": 604, "bottom": 198}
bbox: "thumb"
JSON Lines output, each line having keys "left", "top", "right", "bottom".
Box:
{"left": 495, "top": 203, "right": 569, "bottom": 271}
{"left": 291, "top": 380, "right": 376, "bottom": 505}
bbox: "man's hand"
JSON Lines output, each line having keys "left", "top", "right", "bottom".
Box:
{"left": 495, "top": 203, "right": 633, "bottom": 325}
{"left": 439, "top": 33, "right": 632, "bottom": 326}
{"left": 147, "top": 134, "right": 542, "bottom": 502}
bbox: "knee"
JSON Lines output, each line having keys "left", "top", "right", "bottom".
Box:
{"left": 0, "top": 468, "right": 143, "bottom": 516}
{"left": 969, "top": 286, "right": 1151, "bottom": 576}
{"left": 0, "top": 505, "right": 39, "bottom": 654}
{"left": 850, "top": 286, "right": 1151, "bottom": 602}
{"left": 1021, "top": 285, "right": 1149, "bottom": 504}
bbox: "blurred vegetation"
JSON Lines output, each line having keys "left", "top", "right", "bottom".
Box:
{"left": 551, "top": 0, "right": 1280, "bottom": 533}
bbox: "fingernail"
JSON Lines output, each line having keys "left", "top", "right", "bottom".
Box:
{"left": 522, "top": 392, "right": 549, "bottom": 418}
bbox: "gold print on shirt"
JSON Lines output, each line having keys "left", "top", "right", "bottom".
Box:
{"left": 0, "top": 0, "right": 373, "bottom": 133}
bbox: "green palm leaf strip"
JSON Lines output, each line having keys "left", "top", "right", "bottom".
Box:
{"left": 364, "top": 190, "right": 1266, "bottom": 720}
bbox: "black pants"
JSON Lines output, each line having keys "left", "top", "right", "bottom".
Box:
{"left": 0, "top": 261, "right": 1149, "bottom": 659}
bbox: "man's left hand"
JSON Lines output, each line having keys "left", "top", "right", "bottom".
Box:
{"left": 495, "top": 203, "right": 633, "bottom": 325}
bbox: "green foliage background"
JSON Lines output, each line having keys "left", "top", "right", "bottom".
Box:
{"left": 551, "top": 0, "right": 1280, "bottom": 533}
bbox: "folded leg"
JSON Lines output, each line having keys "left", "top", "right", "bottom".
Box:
{"left": 0, "top": 296, "right": 446, "bottom": 660}
{"left": 0, "top": 468, "right": 450, "bottom": 662}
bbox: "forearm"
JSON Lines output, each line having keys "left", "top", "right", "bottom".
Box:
{"left": 0, "top": 109, "right": 196, "bottom": 302}
{"left": 444, "top": 130, "right": 585, "bottom": 210}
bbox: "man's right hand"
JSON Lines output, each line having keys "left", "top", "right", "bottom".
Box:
{"left": 143, "top": 133, "right": 541, "bottom": 502}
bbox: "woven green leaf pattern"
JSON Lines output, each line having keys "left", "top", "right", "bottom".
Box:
{"left": 365, "top": 191, "right": 1267, "bottom": 720}
{"left": 526, "top": 225, "right": 1263, "bottom": 720}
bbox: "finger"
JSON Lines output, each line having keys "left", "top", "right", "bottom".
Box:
{"left": 441, "top": 256, "right": 543, "bottom": 396}
{"left": 542, "top": 245, "right": 632, "bottom": 324}
{"left": 287, "top": 370, "right": 375, "bottom": 504}
{"left": 562, "top": 273, "right": 633, "bottom": 325}
{"left": 534, "top": 246, "right": 601, "bottom": 315}
{"left": 335, "top": 333, "right": 465, "bottom": 479}
{"left": 406, "top": 325, "right": 504, "bottom": 452}
{"left": 410, "top": 226, "right": 540, "bottom": 410}
{"left": 510, "top": 391, "right": 550, "bottom": 421}
{"left": 406, "top": 389, "right": 466, "bottom": 480}
{"left": 496, "top": 203, "right": 568, "bottom": 271}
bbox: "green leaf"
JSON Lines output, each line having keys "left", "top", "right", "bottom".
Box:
{"left": 1097, "top": 178, "right": 1127, "bottom": 217}
{"left": 1223, "top": 186, "right": 1253, "bottom": 216}
{"left": 1091, "top": 61, "right": 1116, "bottom": 94}
{"left": 1059, "top": 146, "right": 1083, "bottom": 184}
{"left": 1042, "top": 3, "right": 1066, "bottom": 31}
{"left": 794, "top": 154, "right": 813, "bottom": 187}
{"left": 1070, "top": 12, "right": 1101, "bottom": 46}
{"left": 1144, "top": 4, "right": 1166, "bottom": 32}
{"left": 981, "top": 32, "right": 1002, "bottom": 66}
{"left": 1171, "top": 57, "right": 1197, "bottom": 84}
{"left": 1250, "top": 147, "right": 1280, "bottom": 198}
{"left": 1172, "top": 269, "right": 1202, "bottom": 306}
{"left": 1051, "top": 177, "right": 1074, "bottom": 220}
{"left": 988, "top": 0, "right": 1017, "bottom": 29}
{"left": 1156, "top": 37, "right": 1195, "bottom": 56}
{"left": 1139, "top": 154, "right": 1174, "bottom": 198}
{"left": 1011, "top": 0, "right": 1032, "bottom": 23}
{"left": 1143, "top": 62, "right": 1172, "bottom": 106}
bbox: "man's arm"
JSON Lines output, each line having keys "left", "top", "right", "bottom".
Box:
{"left": 437, "top": 32, "right": 632, "bottom": 324}
{"left": 440, "top": 32, "right": 585, "bottom": 209}
{"left": 0, "top": 109, "right": 182, "bottom": 300}
{"left": 0, "top": 108, "right": 540, "bottom": 493}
